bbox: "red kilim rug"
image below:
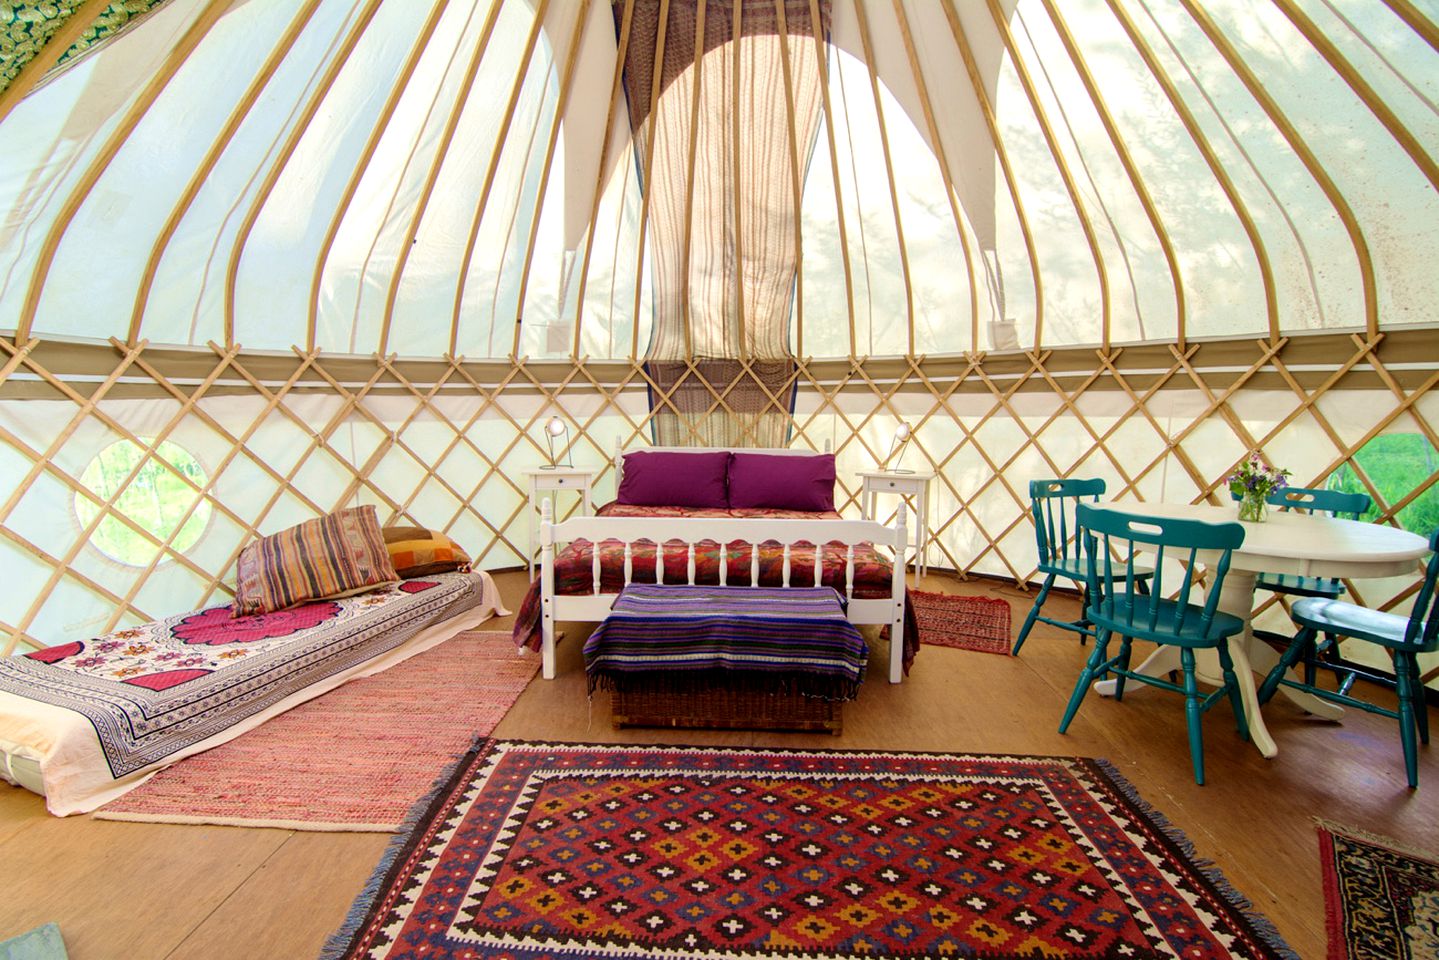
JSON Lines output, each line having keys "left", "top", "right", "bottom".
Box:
{"left": 324, "top": 741, "right": 1296, "bottom": 959}
{"left": 908, "top": 591, "right": 1012, "bottom": 655}
{"left": 1318, "top": 820, "right": 1439, "bottom": 960}
{"left": 96, "top": 631, "right": 536, "bottom": 831}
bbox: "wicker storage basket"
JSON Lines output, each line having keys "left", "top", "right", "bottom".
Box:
{"left": 611, "top": 683, "right": 842, "bottom": 734}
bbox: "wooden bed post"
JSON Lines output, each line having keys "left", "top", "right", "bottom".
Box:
{"left": 540, "top": 497, "right": 557, "bottom": 679}
{"left": 890, "top": 501, "right": 908, "bottom": 684}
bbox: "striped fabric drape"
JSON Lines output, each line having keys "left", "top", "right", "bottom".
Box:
{"left": 619, "top": 0, "right": 830, "bottom": 447}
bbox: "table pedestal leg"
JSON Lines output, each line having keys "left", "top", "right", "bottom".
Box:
{"left": 1090, "top": 570, "right": 1342, "bottom": 759}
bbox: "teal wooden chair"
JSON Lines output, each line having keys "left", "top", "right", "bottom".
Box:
{"left": 1258, "top": 528, "right": 1439, "bottom": 789}
{"left": 1058, "top": 504, "right": 1249, "bottom": 785}
{"left": 1012, "top": 479, "right": 1152, "bottom": 656}
{"left": 1247, "top": 486, "right": 1372, "bottom": 690}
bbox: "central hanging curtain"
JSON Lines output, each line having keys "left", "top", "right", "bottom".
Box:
{"left": 618, "top": 0, "right": 830, "bottom": 447}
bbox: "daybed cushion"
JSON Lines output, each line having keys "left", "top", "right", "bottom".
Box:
{"left": 0, "top": 570, "right": 503, "bottom": 816}
{"left": 383, "top": 525, "right": 471, "bottom": 578}
{"left": 618, "top": 450, "right": 730, "bottom": 508}
{"left": 728, "top": 452, "right": 836, "bottom": 512}
{"left": 233, "top": 505, "right": 399, "bottom": 617}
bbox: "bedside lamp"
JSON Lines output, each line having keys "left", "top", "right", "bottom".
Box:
{"left": 542, "top": 415, "right": 571, "bottom": 469}
{"left": 885, "top": 422, "right": 914, "bottom": 474}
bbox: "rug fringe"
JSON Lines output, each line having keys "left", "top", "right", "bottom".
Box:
{"left": 1094, "top": 759, "right": 1301, "bottom": 960}
{"left": 319, "top": 738, "right": 488, "bottom": 960}
{"left": 1314, "top": 816, "right": 1439, "bottom": 863}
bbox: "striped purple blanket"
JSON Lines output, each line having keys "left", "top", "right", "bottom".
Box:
{"left": 583, "top": 584, "right": 867, "bottom": 701}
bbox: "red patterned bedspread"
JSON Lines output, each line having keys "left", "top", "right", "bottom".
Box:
{"left": 512, "top": 503, "right": 918, "bottom": 673}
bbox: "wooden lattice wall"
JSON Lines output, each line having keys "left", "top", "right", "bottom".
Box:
{"left": 2, "top": 329, "right": 1434, "bottom": 678}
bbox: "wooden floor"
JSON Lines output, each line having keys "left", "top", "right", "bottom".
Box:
{"left": 2, "top": 569, "right": 1435, "bottom": 959}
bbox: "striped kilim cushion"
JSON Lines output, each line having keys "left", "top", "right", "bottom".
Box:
{"left": 232, "top": 505, "right": 398, "bottom": 617}
{"left": 382, "top": 525, "right": 472, "bottom": 579}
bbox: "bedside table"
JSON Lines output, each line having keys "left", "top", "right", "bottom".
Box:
{"left": 857, "top": 469, "right": 934, "bottom": 586}
{"left": 522, "top": 467, "right": 596, "bottom": 578}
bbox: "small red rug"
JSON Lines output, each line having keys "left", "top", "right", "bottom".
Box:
{"left": 1318, "top": 820, "right": 1439, "bottom": 960}
{"left": 324, "top": 741, "right": 1296, "bottom": 959}
{"left": 908, "top": 590, "right": 1012, "bottom": 654}
{"left": 95, "top": 631, "right": 536, "bottom": 832}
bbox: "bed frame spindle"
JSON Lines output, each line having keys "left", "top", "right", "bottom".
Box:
{"left": 591, "top": 538, "right": 602, "bottom": 595}
{"left": 782, "top": 542, "right": 792, "bottom": 586}
{"left": 687, "top": 542, "right": 696, "bottom": 584}
{"left": 750, "top": 543, "right": 760, "bottom": 586}
{"left": 845, "top": 545, "right": 856, "bottom": 599}
{"left": 623, "top": 541, "right": 633, "bottom": 585}
{"left": 719, "top": 543, "right": 728, "bottom": 586}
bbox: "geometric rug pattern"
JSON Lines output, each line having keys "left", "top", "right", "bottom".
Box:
{"left": 324, "top": 741, "right": 1297, "bottom": 959}
{"left": 1318, "top": 820, "right": 1439, "bottom": 960}
{"left": 908, "top": 590, "right": 1012, "bottom": 655}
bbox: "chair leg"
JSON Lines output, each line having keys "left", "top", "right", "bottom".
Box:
{"left": 1011, "top": 573, "right": 1056, "bottom": 657}
{"left": 1112, "top": 638, "right": 1133, "bottom": 701}
{"left": 1216, "top": 641, "right": 1249, "bottom": 743}
{"left": 1258, "top": 627, "right": 1315, "bottom": 705}
{"left": 1395, "top": 653, "right": 1420, "bottom": 789}
{"left": 1059, "top": 628, "right": 1111, "bottom": 735}
{"left": 1180, "top": 648, "right": 1206, "bottom": 785}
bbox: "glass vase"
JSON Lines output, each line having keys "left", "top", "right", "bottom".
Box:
{"left": 1237, "top": 492, "right": 1267, "bottom": 523}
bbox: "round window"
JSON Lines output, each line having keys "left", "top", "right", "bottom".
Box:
{"left": 75, "top": 439, "right": 212, "bottom": 566}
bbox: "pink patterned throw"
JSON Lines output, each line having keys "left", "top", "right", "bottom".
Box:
{"left": 94, "top": 631, "right": 536, "bottom": 831}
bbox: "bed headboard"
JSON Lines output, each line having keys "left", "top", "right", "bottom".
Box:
{"left": 611, "top": 438, "right": 833, "bottom": 487}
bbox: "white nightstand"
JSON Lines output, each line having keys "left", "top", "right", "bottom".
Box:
{"left": 522, "top": 467, "right": 596, "bottom": 578}
{"left": 857, "top": 469, "right": 934, "bottom": 586}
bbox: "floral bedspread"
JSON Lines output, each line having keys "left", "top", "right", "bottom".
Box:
{"left": 512, "top": 503, "right": 919, "bottom": 672}
{"left": 0, "top": 572, "right": 484, "bottom": 778}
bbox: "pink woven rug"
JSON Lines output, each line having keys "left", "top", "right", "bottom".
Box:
{"left": 94, "top": 631, "right": 536, "bottom": 832}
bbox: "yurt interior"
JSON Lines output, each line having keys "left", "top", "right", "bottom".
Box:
{"left": 1, "top": 1, "right": 1437, "bottom": 958}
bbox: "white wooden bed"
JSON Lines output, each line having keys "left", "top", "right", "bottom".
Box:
{"left": 535, "top": 446, "right": 910, "bottom": 684}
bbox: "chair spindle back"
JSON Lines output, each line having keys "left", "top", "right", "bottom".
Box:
{"left": 1266, "top": 486, "right": 1371, "bottom": 520}
{"left": 1031, "top": 478, "right": 1106, "bottom": 570}
{"left": 1077, "top": 504, "right": 1245, "bottom": 641}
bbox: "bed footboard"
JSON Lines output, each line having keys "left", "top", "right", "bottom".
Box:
{"left": 538, "top": 502, "right": 909, "bottom": 683}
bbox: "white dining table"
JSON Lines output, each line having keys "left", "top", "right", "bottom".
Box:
{"left": 1086, "top": 501, "right": 1430, "bottom": 759}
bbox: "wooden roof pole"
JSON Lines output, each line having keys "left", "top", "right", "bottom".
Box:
{"left": 128, "top": 0, "right": 327, "bottom": 346}
{"left": 569, "top": 0, "right": 638, "bottom": 360}
{"left": 223, "top": 0, "right": 387, "bottom": 348}
{"left": 0, "top": 0, "right": 111, "bottom": 129}
{"left": 939, "top": 0, "right": 1043, "bottom": 352}
{"left": 15, "top": 0, "right": 233, "bottom": 346}
{"left": 447, "top": 0, "right": 554, "bottom": 358}
{"left": 850, "top": 1, "right": 916, "bottom": 358}
{"left": 1104, "top": 0, "right": 1278, "bottom": 343}
{"left": 307, "top": 0, "right": 449, "bottom": 353}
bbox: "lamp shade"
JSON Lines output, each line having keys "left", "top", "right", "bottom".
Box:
{"left": 542, "top": 416, "right": 570, "bottom": 468}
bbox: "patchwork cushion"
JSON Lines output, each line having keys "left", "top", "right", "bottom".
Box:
{"left": 383, "top": 525, "right": 472, "bottom": 578}
{"left": 232, "top": 505, "right": 398, "bottom": 617}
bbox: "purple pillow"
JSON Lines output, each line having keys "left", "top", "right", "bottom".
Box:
{"left": 617, "top": 451, "right": 731, "bottom": 508}
{"left": 728, "top": 453, "right": 836, "bottom": 512}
